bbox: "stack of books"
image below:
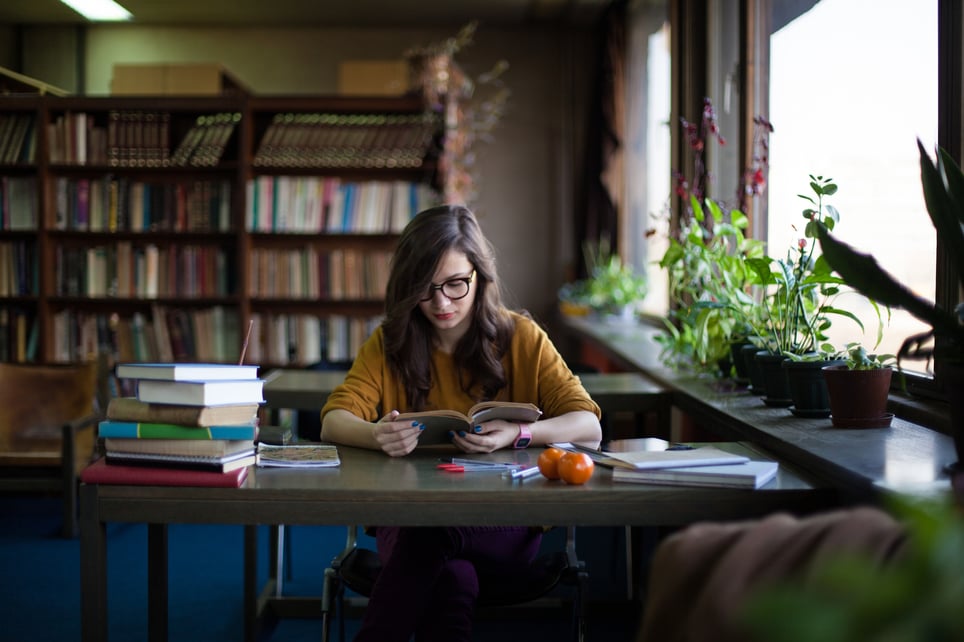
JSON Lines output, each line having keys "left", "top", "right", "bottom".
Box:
{"left": 81, "top": 362, "right": 265, "bottom": 488}
{"left": 552, "top": 442, "right": 780, "bottom": 489}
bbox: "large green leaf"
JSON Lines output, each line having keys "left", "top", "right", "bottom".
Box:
{"left": 919, "top": 140, "right": 964, "bottom": 287}
{"left": 816, "top": 222, "right": 960, "bottom": 338}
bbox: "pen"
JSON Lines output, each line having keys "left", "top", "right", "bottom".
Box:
{"left": 438, "top": 463, "right": 522, "bottom": 473}
{"left": 503, "top": 465, "right": 542, "bottom": 480}
{"left": 442, "top": 458, "right": 521, "bottom": 468}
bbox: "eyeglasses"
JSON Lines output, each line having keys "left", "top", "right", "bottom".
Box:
{"left": 419, "top": 270, "right": 476, "bottom": 302}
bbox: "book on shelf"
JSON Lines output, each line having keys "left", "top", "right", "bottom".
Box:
{"left": 611, "top": 460, "right": 780, "bottom": 489}
{"left": 98, "top": 419, "right": 258, "bottom": 441}
{"left": 116, "top": 362, "right": 259, "bottom": 382}
{"left": 81, "top": 457, "right": 249, "bottom": 488}
{"left": 106, "top": 397, "right": 260, "bottom": 427}
{"left": 397, "top": 402, "right": 542, "bottom": 447}
{"left": 256, "top": 443, "right": 341, "bottom": 468}
{"left": 135, "top": 378, "right": 265, "bottom": 406}
{"left": 104, "top": 437, "right": 255, "bottom": 458}
{"left": 104, "top": 448, "right": 256, "bottom": 473}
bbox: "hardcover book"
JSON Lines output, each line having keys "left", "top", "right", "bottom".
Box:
{"left": 104, "top": 449, "right": 256, "bottom": 473}
{"left": 104, "top": 437, "right": 255, "bottom": 458}
{"left": 98, "top": 419, "right": 258, "bottom": 441}
{"left": 81, "top": 457, "right": 249, "bottom": 488}
{"left": 396, "top": 402, "right": 542, "bottom": 446}
{"left": 611, "top": 460, "right": 780, "bottom": 489}
{"left": 106, "top": 396, "right": 260, "bottom": 427}
{"left": 135, "top": 378, "right": 265, "bottom": 406}
{"left": 116, "top": 362, "right": 259, "bottom": 381}
{"left": 600, "top": 446, "right": 751, "bottom": 470}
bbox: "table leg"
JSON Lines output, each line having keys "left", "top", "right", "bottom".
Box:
{"left": 147, "top": 523, "right": 169, "bottom": 642}
{"left": 80, "top": 484, "right": 108, "bottom": 642}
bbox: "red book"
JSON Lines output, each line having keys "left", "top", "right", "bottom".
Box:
{"left": 80, "top": 457, "right": 249, "bottom": 488}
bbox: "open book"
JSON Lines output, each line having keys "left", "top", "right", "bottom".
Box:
{"left": 397, "top": 402, "right": 542, "bottom": 446}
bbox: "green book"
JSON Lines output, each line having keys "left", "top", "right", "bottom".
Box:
{"left": 97, "top": 420, "right": 257, "bottom": 440}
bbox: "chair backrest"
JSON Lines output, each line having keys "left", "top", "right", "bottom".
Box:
{"left": 0, "top": 361, "right": 98, "bottom": 465}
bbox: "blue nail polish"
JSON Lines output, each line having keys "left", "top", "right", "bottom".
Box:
{"left": 411, "top": 421, "right": 420, "bottom": 427}
{"left": 419, "top": 423, "right": 426, "bottom": 431}
{"left": 473, "top": 425, "right": 482, "bottom": 433}
{"left": 447, "top": 430, "right": 455, "bottom": 437}
{"left": 458, "top": 430, "right": 467, "bottom": 438}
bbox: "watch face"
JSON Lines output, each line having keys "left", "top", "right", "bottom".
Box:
{"left": 515, "top": 437, "right": 531, "bottom": 448}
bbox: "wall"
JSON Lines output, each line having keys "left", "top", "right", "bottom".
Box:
{"left": 17, "top": 24, "right": 595, "bottom": 324}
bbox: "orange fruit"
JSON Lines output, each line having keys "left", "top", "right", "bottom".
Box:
{"left": 558, "top": 452, "right": 594, "bottom": 485}
{"left": 537, "top": 447, "right": 565, "bottom": 480}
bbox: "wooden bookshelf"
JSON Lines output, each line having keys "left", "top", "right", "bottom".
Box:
{"left": 0, "top": 93, "right": 447, "bottom": 368}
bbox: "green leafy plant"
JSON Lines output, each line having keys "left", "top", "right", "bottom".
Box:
{"left": 559, "top": 238, "right": 647, "bottom": 318}
{"left": 747, "top": 176, "right": 884, "bottom": 359}
{"left": 657, "top": 196, "right": 765, "bottom": 372}
{"left": 816, "top": 140, "right": 964, "bottom": 371}
{"left": 655, "top": 98, "right": 770, "bottom": 375}
{"left": 839, "top": 342, "right": 897, "bottom": 371}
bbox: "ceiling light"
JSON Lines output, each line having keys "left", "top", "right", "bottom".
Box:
{"left": 59, "top": 0, "right": 133, "bottom": 22}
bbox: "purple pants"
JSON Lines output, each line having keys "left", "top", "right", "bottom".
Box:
{"left": 354, "top": 526, "right": 543, "bottom": 642}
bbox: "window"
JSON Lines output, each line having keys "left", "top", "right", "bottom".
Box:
{"left": 626, "top": 0, "right": 672, "bottom": 317}
{"left": 766, "top": 0, "right": 938, "bottom": 371}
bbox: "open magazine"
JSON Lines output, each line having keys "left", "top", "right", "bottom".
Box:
{"left": 256, "top": 443, "right": 340, "bottom": 468}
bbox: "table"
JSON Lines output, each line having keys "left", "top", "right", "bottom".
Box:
{"left": 262, "top": 368, "right": 348, "bottom": 411}
{"left": 80, "top": 442, "right": 831, "bottom": 642}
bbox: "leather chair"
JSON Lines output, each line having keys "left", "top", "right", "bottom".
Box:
{"left": 320, "top": 525, "right": 588, "bottom": 642}
{"left": 0, "top": 357, "right": 109, "bottom": 537}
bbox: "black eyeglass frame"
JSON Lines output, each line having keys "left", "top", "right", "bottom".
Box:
{"left": 419, "top": 270, "right": 476, "bottom": 302}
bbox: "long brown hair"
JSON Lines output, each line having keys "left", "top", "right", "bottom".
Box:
{"left": 383, "top": 205, "right": 513, "bottom": 410}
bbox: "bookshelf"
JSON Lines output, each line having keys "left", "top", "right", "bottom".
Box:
{"left": 0, "top": 93, "right": 446, "bottom": 368}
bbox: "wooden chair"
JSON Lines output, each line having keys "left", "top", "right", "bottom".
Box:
{"left": 320, "top": 525, "right": 588, "bottom": 642}
{"left": 0, "top": 358, "right": 108, "bottom": 537}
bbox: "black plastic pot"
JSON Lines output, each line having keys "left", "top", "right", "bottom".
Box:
{"left": 782, "top": 358, "right": 845, "bottom": 418}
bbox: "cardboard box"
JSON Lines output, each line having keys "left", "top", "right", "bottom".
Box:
{"left": 111, "top": 63, "right": 248, "bottom": 96}
{"left": 337, "top": 60, "right": 410, "bottom": 96}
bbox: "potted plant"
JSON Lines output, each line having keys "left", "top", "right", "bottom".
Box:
{"left": 746, "top": 176, "right": 881, "bottom": 409}
{"left": 657, "top": 196, "right": 765, "bottom": 377}
{"left": 655, "top": 99, "right": 771, "bottom": 380}
{"left": 821, "top": 344, "right": 898, "bottom": 427}
{"left": 816, "top": 141, "right": 964, "bottom": 468}
{"left": 559, "top": 238, "right": 648, "bottom": 323}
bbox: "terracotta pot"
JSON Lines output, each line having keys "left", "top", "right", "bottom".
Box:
{"left": 822, "top": 365, "right": 893, "bottom": 428}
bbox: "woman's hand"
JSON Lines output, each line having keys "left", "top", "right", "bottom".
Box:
{"left": 450, "top": 419, "right": 519, "bottom": 453}
{"left": 373, "top": 410, "right": 425, "bottom": 457}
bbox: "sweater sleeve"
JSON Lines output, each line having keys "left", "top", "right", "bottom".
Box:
{"left": 321, "top": 327, "right": 402, "bottom": 423}
{"left": 506, "top": 313, "right": 601, "bottom": 420}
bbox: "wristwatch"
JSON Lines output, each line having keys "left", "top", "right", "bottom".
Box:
{"left": 513, "top": 423, "right": 532, "bottom": 449}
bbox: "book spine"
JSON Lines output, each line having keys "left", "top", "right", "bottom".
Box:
{"left": 97, "top": 420, "right": 257, "bottom": 440}
{"left": 80, "top": 459, "right": 248, "bottom": 487}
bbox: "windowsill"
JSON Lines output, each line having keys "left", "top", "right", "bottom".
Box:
{"left": 554, "top": 314, "right": 957, "bottom": 502}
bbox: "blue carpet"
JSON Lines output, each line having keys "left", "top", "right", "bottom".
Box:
{"left": 0, "top": 497, "right": 641, "bottom": 642}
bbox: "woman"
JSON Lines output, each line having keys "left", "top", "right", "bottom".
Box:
{"left": 321, "top": 204, "right": 601, "bottom": 641}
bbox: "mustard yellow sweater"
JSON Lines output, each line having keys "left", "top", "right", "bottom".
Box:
{"left": 321, "top": 310, "right": 600, "bottom": 421}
